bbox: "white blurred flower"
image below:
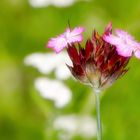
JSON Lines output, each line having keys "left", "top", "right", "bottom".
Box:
{"left": 53, "top": 115, "right": 97, "bottom": 138}
{"left": 29, "top": 0, "right": 91, "bottom": 8}
{"left": 24, "top": 52, "right": 71, "bottom": 80}
{"left": 35, "top": 78, "right": 72, "bottom": 108}
{"left": 52, "top": 0, "right": 75, "bottom": 7}
{"left": 55, "top": 64, "right": 71, "bottom": 80}
{"left": 29, "top": 0, "right": 75, "bottom": 8}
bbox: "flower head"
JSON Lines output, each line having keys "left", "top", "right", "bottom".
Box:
{"left": 46, "top": 23, "right": 132, "bottom": 92}
{"left": 67, "top": 23, "right": 130, "bottom": 91}
{"left": 103, "top": 29, "right": 140, "bottom": 58}
{"left": 47, "top": 27, "right": 84, "bottom": 53}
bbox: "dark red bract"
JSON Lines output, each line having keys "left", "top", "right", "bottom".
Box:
{"left": 67, "top": 24, "right": 130, "bottom": 91}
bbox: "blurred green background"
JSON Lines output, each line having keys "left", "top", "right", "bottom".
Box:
{"left": 0, "top": 0, "right": 140, "bottom": 140}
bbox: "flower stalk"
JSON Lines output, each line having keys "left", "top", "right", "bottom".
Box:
{"left": 95, "top": 91, "right": 102, "bottom": 140}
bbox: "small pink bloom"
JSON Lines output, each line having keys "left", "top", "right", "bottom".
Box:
{"left": 103, "top": 29, "right": 140, "bottom": 58}
{"left": 47, "top": 27, "right": 84, "bottom": 53}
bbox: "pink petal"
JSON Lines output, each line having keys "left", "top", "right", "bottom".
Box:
{"left": 115, "top": 29, "right": 134, "bottom": 40}
{"left": 47, "top": 26, "right": 84, "bottom": 53}
{"left": 104, "top": 27, "right": 140, "bottom": 58}
{"left": 67, "top": 35, "right": 83, "bottom": 43}
{"left": 64, "top": 27, "right": 84, "bottom": 39}
{"left": 115, "top": 44, "right": 133, "bottom": 57}
{"left": 134, "top": 50, "right": 140, "bottom": 59}
{"left": 64, "top": 28, "right": 71, "bottom": 37}
{"left": 103, "top": 34, "right": 122, "bottom": 45}
{"left": 70, "top": 27, "right": 85, "bottom": 36}
{"left": 47, "top": 36, "right": 67, "bottom": 53}
{"left": 66, "top": 27, "right": 84, "bottom": 43}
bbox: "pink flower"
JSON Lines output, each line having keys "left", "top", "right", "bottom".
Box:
{"left": 67, "top": 23, "right": 130, "bottom": 91}
{"left": 47, "top": 27, "right": 84, "bottom": 53}
{"left": 103, "top": 29, "right": 140, "bottom": 58}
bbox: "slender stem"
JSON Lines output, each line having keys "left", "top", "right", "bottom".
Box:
{"left": 95, "top": 91, "right": 102, "bottom": 140}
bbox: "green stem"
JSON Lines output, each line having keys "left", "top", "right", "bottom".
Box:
{"left": 95, "top": 91, "right": 102, "bottom": 140}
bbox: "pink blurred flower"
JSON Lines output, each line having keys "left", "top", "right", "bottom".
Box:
{"left": 103, "top": 29, "right": 140, "bottom": 58}
{"left": 47, "top": 27, "right": 84, "bottom": 53}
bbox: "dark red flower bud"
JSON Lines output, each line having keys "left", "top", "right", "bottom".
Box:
{"left": 67, "top": 23, "right": 130, "bottom": 92}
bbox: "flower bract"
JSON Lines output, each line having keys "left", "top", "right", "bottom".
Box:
{"left": 67, "top": 23, "right": 130, "bottom": 91}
